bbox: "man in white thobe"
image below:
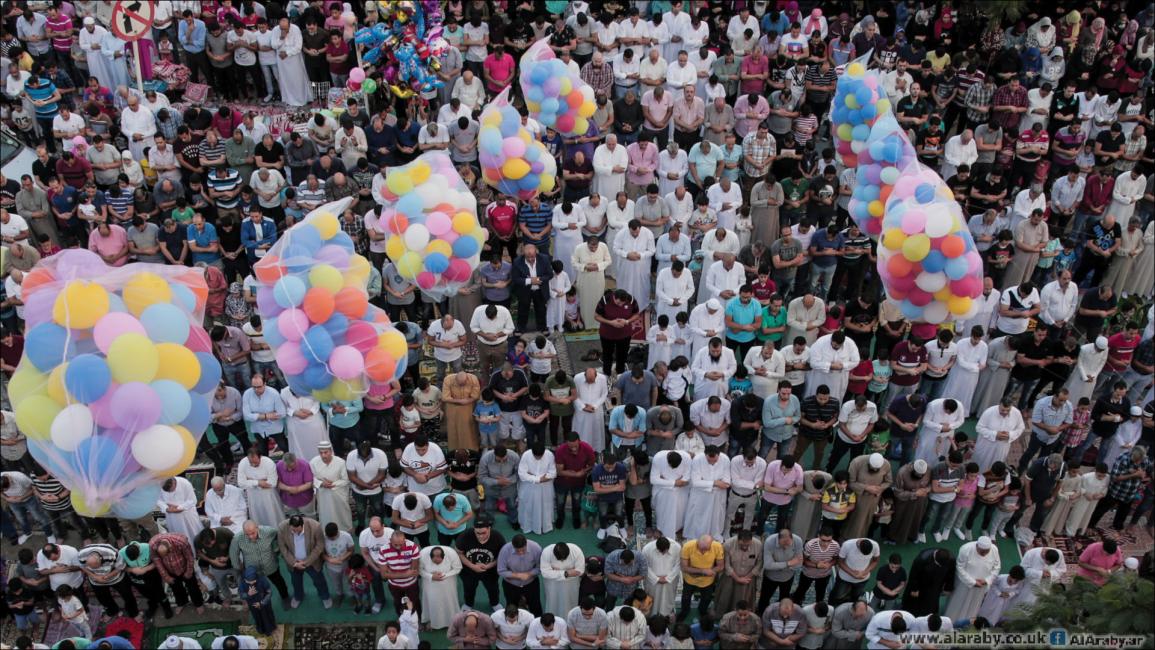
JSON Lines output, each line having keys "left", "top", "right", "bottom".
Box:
{"left": 688, "top": 299, "right": 726, "bottom": 359}
{"left": 158, "top": 476, "right": 202, "bottom": 543}
{"left": 665, "top": 187, "right": 695, "bottom": 229}
{"left": 120, "top": 96, "right": 156, "bottom": 161}
{"left": 552, "top": 202, "right": 586, "bottom": 281}
{"left": 657, "top": 143, "right": 689, "bottom": 196}
{"left": 612, "top": 220, "right": 656, "bottom": 310}
{"left": 271, "top": 18, "right": 311, "bottom": 107}
{"left": 692, "top": 340, "right": 738, "bottom": 400}
{"left": 974, "top": 400, "right": 1026, "bottom": 472}
{"left": 655, "top": 222, "right": 692, "bottom": 274}
{"left": 236, "top": 450, "right": 284, "bottom": 527}
{"left": 915, "top": 398, "right": 967, "bottom": 466}
{"left": 517, "top": 445, "right": 557, "bottom": 535}
{"left": 683, "top": 449, "right": 730, "bottom": 540}
{"left": 642, "top": 537, "right": 683, "bottom": 617}
{"left": 960, "top": 279, "right": 1000, "bottom": 337}
{"left": 786, "top": 294, "right": 826, "bottom": 345}
{"left": 593, "top": 135, "right": 629, "bottom": 198}
{"left": 977, "top": 569, "right": 1026, "bottom": 625}
{"left": 945, "top": 536, "right": 1001, "bottom": 622}
{"left": 574, "top": 368, "right": 609, "bottom": 454}
{"left": 655, "top": 261, "right": 695, "bottom": 323}
{"left": 572, "top": 238, "right": 612, "bottom": 327}
{"left": 310, "top": 441, "right": 353, "bottom": 532}
{"left": 700, "top": 256, "right": 746, "bottom": 304}
{"left": 651, "top": 450, "right": 691, "bottom": 539}
{"left": 1109, "top": 169, "right": 1146, "bottom": 223}
{"left": 706, "top": 176, "right": 744, "bottom": 230}
{"left": 204, "top": 477, "right": 248, "bottom": 535}
{"left": 605, "top": 194, "right": 635, "bottom": 277}
{"left": 1014, "top": 546, "right": 1066, "bottom": 609}
{"left": 804, "top": 332, "right": 860, "bottom": 399}
{"left": 745, "top": 342, "right": 786, "bottom": 399}
{"left": 540, "top": 543, "right": 585, "bottom": 617}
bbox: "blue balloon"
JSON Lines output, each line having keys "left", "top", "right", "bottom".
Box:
{"left": 192, "top": 351, "right": 223, "bottom": 395}
{"left": 396, "top": 193, "right": 425, "bottom": 218}
{"left": 526, "top": 86, "right": 544, "bottom": 104}
{"left": 855, "top": 86, "right": 873, "bottom": 104}
{"left": 479, "top": 128, "right": 503, "bottom": 155}
{"left": 289, "top": 223, "right": 323, "bottom": 254}
{"left": 169, "top": 283, "right": 197, "bottom": 313}
{"left": 65, "top": 354, "right": 112, "bottom": 403}
{"left": 847, "top": 109, "right": 861, "bottom": 123}
{"left": 922, "top": 251, "right": 947, "bottom": 273}
{"left": 541, "top": 98, "right": 560, "bottom": 114}
{"left": 263, "top": 316, "right": 286, "bottom": 348}
{"left": 320, "top": 312, "right": 349, "bottom": 341}
{"left": 944, "top": 256, "right": 970, "bottom": 280}
{"left": 181, "top": 397, "right": 212, "bottom": 434}
{"left": 529, "top": 65, "right": 549, "bottom": 85}
{"left": 112, "top": 483, "right": 162, "bottom": 519}
{"left": 302, "top": 326, "right": 335, "bottom": 364}
{"left": 860, "top": 104, "right": 877, "bottom": 120}
{"left": 141, "top": 303, "right": 191, "bottom": 345}
{"left": 899, "top": 299, "right": 924, "bottom": 320}
{"left": 25, "top": 322, "right": 70, "bottom": 371}
{"left": 424, "top": 252, "right": 450, "bottom": 274}
{"left": 303, "top": 363, "right": 331, "bottom": 390}
{"left": 286, "top": 375, "right": 311, "bottom": 397}
{"left": 852, "top": 124, "right": 870, "bottom": 141}
{"left": 70, "top": 436, "right": 126, "bottom": 486}
{"left": 151, "top": 379, "right": 192, "bottom": 425}
{"left": 525, "top": 145, "right": 540, "bottom": 162}
{"left": 273, "top": 276, "right": 307, "bottom": 309}
{"left": 281, "top": 244, "right": 316, "bottom": 273}
{"left": 520, "top": 174, "right": 540, "bottom": 190}
{"left": 452, "top": 236, "right": 480, "bottom": 259}
{"left": 915, "top": 184, "right": 936, "bottom": 204}
{"left": 27, "top": 440, "right": 73, "bottom": 481}
{"left": 499, "top": 116, "right": 520, "bottom": 138}
{"left": 328, "top": 231, "right": 356, "bottom": 253}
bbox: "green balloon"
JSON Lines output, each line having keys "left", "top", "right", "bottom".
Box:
{"left": 361, "top": 78, "right": 378, "bottom": 95}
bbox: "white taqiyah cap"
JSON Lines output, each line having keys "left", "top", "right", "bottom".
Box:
{"left": 977, "top": 536, "right": 993, "bottom": 550}
{"left": 913, "top": 459, "right": 928, "bottom": 474}
{"left": 869, "top": 453, "right": 885, "bottom": 469}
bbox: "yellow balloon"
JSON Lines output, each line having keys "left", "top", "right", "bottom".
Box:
{"left": 386, "top": 171, "right": 414, "bottom": 196}
{"left": 70, "top": 491, "right": 111, "bottom": 517}
{"left": 847, "top": 62, "right": 865, "bottom": 77}
{"left": 902, "top": 234, "right": 931, "bottom": 262}
{"left": 155, "top": 425, "right": 198, "bottom": 477}
{"left": 311, "top": 386, "right": 334, "bottom": 403}
{"left": 844, "top": 94, "right": 860, "bottom": 109}
{"left": 52, "top": 281, "right": 110, "bottom": 329}
{"left": 330, "top": 378, "right": 364, "bottom": 401}
{"left": 409, "top": 161, "right": 431, "bottom": 185}
{"left": 107, "top": 333, "right": 159, "bottom": 383}
{"left": 15, "top": 395, "right": 61, "bottom": 440}
{"left": 385, "top": 236, "right": 407, "bottom": 260}
{"left": 518, "top": 129, "right": 532, "bottom": 144}
{"left": 347, "top": 254, "right": 371, "bottom": 278}
{"left": 379, "top": 329, "right": 408, "bottom": 360}
{"left": 313, "top": 212, "right": 340, "bottom": 240}
{"left": 426, "top": 240, "right": 452, "bottom": 257}
{"left": 948, "top": 296, "right": 973, "bottom": 315}
{"left": 882, "top": 228, "right": 907, "bottom": 251}
{"left": 525, "top": 100, "right": 541, "bottom": 113}
{"left": 868, "top": 200, "right": 884, "bottom": 217}
{"left": 47, "top": 363, "right": 70, "bottom": 405}
{"left": 573, "top": 117, "right": 589, "bottom": 134}
{"left": 155, "top": 343, "right": 201, "bottom": 389}
{"left": 482, "top": 111, "right": 502, "bottom": 127}
{"left": 559, "top": 77, "right": 572, "bottom": 95}
{"left": 577, "top": 101, "right": 596, "bottom": 119}
{"left": 452, "top": 212, "right": 477, "bottom": 234}
{"left": 876, "top": 99, "right": 891, "bottom": 114}
{"left": 469, "top": 228, "right": 488, "bottom": 245}
{"left": 124, "top": 273, "right": 173, "bottom": 317}
{"left": 8, "top": 364, "right": 48, "bottom": 408}
{"left": 539, "top": 174, "right": 556, "bottom": 192}
{"left": 397, "top": 251, "right": 423, "bottom": 278}
{"left": 503, "top": 159, "right": 530, "bottom": 180}
{"left": 934, "top": 288, "right": 955, "bottom": 302}
{"left": 309, "top": 264, "right": 344, "bottom": 293}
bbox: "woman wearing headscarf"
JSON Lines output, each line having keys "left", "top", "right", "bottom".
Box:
{"left": 933, "top": 1, "right": 956, "bottom": 41}
{"left": 783, "top": 1, "right": 802, "bottom": 27}
{"left": 1004, "top": 21, "right": 1029, "bottom": 51}
{"left": 1059, "top": 10, "right": 1082, "bottom": 49}
{"left": 1019, "top": 47, "right": 1043, "bottom": 86}
{"left": 1026, "top": 17, "right": 1057, "bottom": 53}
{"left": 120, "top": 150, "right": 144, "bottom": 189}
{"left": 1041, "top": 47, "right": 1067, "bottom": 88}
{"left": 801, "top": 7, "right": 827, "bottom": 40}
{"left": 241, "top": 567, "right": 277, "bottom": 635}
{"left": 1078, "top": 16, "right": 1107, "bottom": 68}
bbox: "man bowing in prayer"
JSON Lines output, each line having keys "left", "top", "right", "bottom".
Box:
{"left": 1014, "top": 546, "right": 1065, "bottom": 609}
{"left": 945, "top": 536, "right": 1001, "bottom": 623}
{"left": 593, "top": 134, "right": 629, "bottom": 198}
{"left": 692, "top": 337, "right": 738, "bottom": 400}
{"left": 655, "top": 259, "right": 695, "bottom": 324}
{"left": 612, "top": 219, "right": 656, "bottom": 310}
{"left": 572, "top": 237, "right": 612, "bottom": 328}
{"left": 158, "top": 476, "right": 204, "bottom": 543}
{"left": 120, "top": 95, "right": 157, "bottom": 161}
{"left": 844, "top": 453, "right": 892, "bottom": 540}
{"left": 902, "top": 547, "right": 956, "bottom": 616}
{"left": 642, "top": 536, "right": 683, "bottom": 618}
{"left": 236, "top": 447, "right": 285, "bottom": 528}
{"left": 976, "top": 565, "right": 1026, "bottom": 625}
{"left": 310, "top": 441, "right": 353, "bottom": 533}
{"left": 518, "top": 442, "right": 558, "bottom": 535}
{"left": 974, "top": 397, "right": 1026, "bottom": 472}
{"left": 205, "top": 476, "right": 248, "bottom": 536}
{"left": 574, "top": 367, "right": 609, "bottom": 454}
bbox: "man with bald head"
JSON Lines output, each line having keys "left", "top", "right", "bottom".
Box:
{"left": 677, "top": 534, "right": 725, "bottom": 622}
{"left": 120, "top": 94, "right": 157, "bottom": 161}
{"left": 228, "top": 520, "right": 291, "bottom": 604}
{"left": 512, "top": 244, "right": 554, "bottom": 333}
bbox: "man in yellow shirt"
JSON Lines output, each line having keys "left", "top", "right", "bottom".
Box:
{"left": 678, "top": 534, "right": 725, "bottom": 622}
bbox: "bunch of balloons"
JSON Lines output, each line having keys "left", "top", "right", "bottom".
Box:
{"left": 9, "top": 250, "right": 222, "bottom": 518}
{"left": 876, "top": 164, "right": 984, "bottom": 324}
{"left": 830, "top": 57, "right": 891, "bottom": 168}
{"left": 519, "top": 39, "right": 597, "bottom": 136}
{"left": 346, "top": 67, "right": 378, "bottom": 96}
{"left": 376, "top": 153, "right": 486, "bottom": 299}
{"left": 354, "top": 0, "right": 447, "bottom": 99}
{"left": 253, "top": 198, "right": 410, "bottom": 400}
{"left": 478, "top": 88, "right": 558, "bottom": 201}
{"left": 846, "top": 113, "right": 918, "bottom": 236}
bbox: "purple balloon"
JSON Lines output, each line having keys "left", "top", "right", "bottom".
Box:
{"left": 21, "top": 290, "right": 54, "bottom": 324}
{"left": 315, "top": 244, "right": 351, "bottom": 270}
{"left": 52, "top": 249, "right": 108, "bottom": 281}
{"left": 530, "top": 161, "right": 545, "bottom": 174}
{"left": 110, "top": 382, "right": 162, "bottom": 432}
{"left": 256, "top": 286, "right": 283, "bottom": 317}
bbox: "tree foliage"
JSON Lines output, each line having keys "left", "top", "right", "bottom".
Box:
{"left": 1001, "top": 572, "right": 1154, "bottom": 642}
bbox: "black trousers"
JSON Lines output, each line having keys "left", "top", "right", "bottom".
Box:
{"left": 182, "top": 49, "right": 211, "bottom": 84}
{"left": 677, "top": 582, "right": 714, "bottom": 622}
{"left": 462, "top": 571, "right": 501, "bottom": 609}
{"left": 168, "top": 573, "right": 205, "bottom": 608}
{"left": 1089, "top": 494, "right": 1133, "bottom": 531}
{"left": 829, "top": 576, "right": 868, "bottom": 606}
{"left": 600, "top": 336, "right": 631, "bottom": 376}
{"left": 502, "top": 577, "right": 542, "bottom": 615}
{"left": 91, "top": 579, "right": 139, "bottom": 618}
{"left": 235, "top": 64, "right": 266, "bottom": 98}
{"left": 825, "top": 437, "right": 866, "bottom": 472}
{"left": 1074, "top": 253, "right": 1110, "bottom": 287}
{"left": 757, "top": 575, "right": 794, "bottom": 613}
{"left": 129, "top": 570, "right": 173, "bottom": 619}
{"left": 792, "top": 573, "right": 830, "bottom": 604}
{"left": 515, "top": 288, "right": 548, "bottom": 332}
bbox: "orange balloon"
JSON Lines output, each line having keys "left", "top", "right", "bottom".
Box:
{"left": 386, "top": 213, "right": 409, "bottom": 235}
{"left": 334, "top": 287, "right": 369, "bottom": 319}
{"left": 365, "top": 348, "right": 396, "bottom": 382}
{"left": 302, "top": 287, "right": 336, "bottom": 323}
{"left": 176, "top": 270, "right": 208, "bottom": 311}
{"left": 253, "top": 255, "right": 288, "bottom": 284}
{"left": 940, "top": 235, "right": 965, "bottom": 258}
{"left": 887, "top": 254, "right": 914, "bottom": 277}
{"left": 432, "top": 203, "right": 456, "bottom": 215}
{"left": 21, "top": 268, "right": 56, "bottom": 295}
{"left": 567, "top": 90, "right": 584, "bottom": 109}
{"left": 879, "top": 185, "right": 893, "bottom": 204}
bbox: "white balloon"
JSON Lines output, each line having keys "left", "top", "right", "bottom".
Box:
{"left": 403, "top": 224, "right": 431, "bottom": 251}
{"left": 924, "top": 205, "right": 955, "bottom": 238}
{"left": 915, "top": 271, "right": 948, "bottom": 293}
{"left": 50, "top": 405, "right": 95, "bottom": 452}
{"left": 923, "top": 302, "right": 949, "bottom": 324}
{"left": 130, "top": 424, "right": 184, "bottom": 471}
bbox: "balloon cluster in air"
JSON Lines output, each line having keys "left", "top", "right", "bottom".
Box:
{"left": 518, "top": 39, "right": 598, "bottom": 136}
{"left": 478, "top": 88, "right": 558, "bottom": 201}
{"left": 353, "top": 0, "right": 447, "bottom": 98}
{"left": 10, "top": 250, "right": 223, "bottom": 518}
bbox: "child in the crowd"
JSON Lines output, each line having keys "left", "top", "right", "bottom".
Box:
{"left": 520, "top": 383, "right": 549, "bottom": 449}
{"left": 984, "top": 229, "right": 1015, "bottom": 287}
{"left": 36, "top": 233, "right": 61, "bottom": 258}
{"left": 564, "top": 287, "right": 584, "bottom": 331}
{"left": 870, "top": 553, "right": 908, "bottom": 611}
{"left": 647, "top": 314, "right": 675, "bottom": 369}
{"left": 547, "top": 259, "right": 571, "bottom": 334}
{"left": 527, "top": 334, "right": 557, "bottom": 384}
{"left": 662, "top": 355, "right": 692, "bottom": 422}
{"left": 398, "top": 394, "right": 422, "bottom": 444}
{"left": 6, "top": 579, "right": 39, "bottom": 633}
{"left": 322, "top": 522, "right": 354, "bottom": 606}
{"left": 953, "top": 431, "right": 975, "bottom": 461}
{"left": 820, "top": 304, "right": 843, "bottom": 337}
{"left": 735, "top": 205, "right": 753, "bottom": 249}
{"left": 382, "top": 464, "right": 406, "bottom": 515}
{"left": 668, "top": 622, "right": 694, "bottom": 649}
{"left": 869, "top": 419, "right": 893, "bottom": 461}
{"left": 345, "top": 554, "right": 374, "bottom": 615}
{"left": 944, "top": 462, "right": 981, "bottom": 541}
{"left": 507, "top": 338, "right": 530, "bottom": 374}
{"left": 670, "top": 311, "right": 693, "bottom": 360}
{"left": 473, "top": 388, "right": 502, "bottom": 448}
{"left": 57, "top": 585, "right": 90, "bottom": 639}
{"left": 820, "top": 469, "right": 856, "bottom": 540}
{"left": 1064, "top": 397, "right": 1093, "bottom": 462}
{"left": 157, "top": 33, "right": 174, "bottom": 63}
{"left": 870, "top": 486, "right": 895, "bottom": 540}
{"left": 866, "top": 347, "right": 892, "bottom": 405}
{"left": 1053, "top": 238, "right": 1078, "bottom": 276}
{"left": 987, "top": 477, "right": 1022, "bottom": 539}
{"left": 728, "top": 364, "right": 753, "bottom": 398}
{"left": 626, "top": 587, "right": 653, "bottom": 617}
{"left": 579, "top": 556, "right": 606, "bottom": 608}
{"left": 690, "top": 613, "right": 719, "bottom": 649}
{"left": 1032, "top": 233, "right": 1063, "bottom": 285}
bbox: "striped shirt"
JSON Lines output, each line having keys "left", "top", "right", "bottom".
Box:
{"left": 518, "top": 203, "right": 553, "bottom": 245}
{"left": 295, "top": 181, "right": 327, "bottom": 206}
{"left": 104, "top": 189, "right": 133, "bottom": 221}
{"left": 31, "top": 475, "right": 70, "bottom": 511}
{"left": 207, "top": 169, "right": 243, "bottom": 208}
{"left": 377, "top": 540, "right": 420, "bottom": 587}
{"left": 24, "top": 79, "right": 59, "bottom": 120}
{"left": 77, "top": 544, "right": 126, "bottom": 585}
{"left": 801, "top": 538, "right": 840, "bottom": 578}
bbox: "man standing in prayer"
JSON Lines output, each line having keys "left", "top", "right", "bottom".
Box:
{"left": 945, "top": 536, "right": 1001, "bottom": 622}
{"left": 310, "top": 441, "right": 353, "bottom": 532}
{"left": 974, "top": 397, "right": 1026, "bottom": 472}
{"left": 204, "top": 476, "right": 247, "bottom": 536}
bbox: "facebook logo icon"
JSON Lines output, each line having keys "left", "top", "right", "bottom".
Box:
{"left": 1048, "top": 629, "right": 1069, "bottom": 646}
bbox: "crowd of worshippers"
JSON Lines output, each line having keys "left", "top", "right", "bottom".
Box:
{"left": 3, "top": 0, "right": 1155, "bottom": 648}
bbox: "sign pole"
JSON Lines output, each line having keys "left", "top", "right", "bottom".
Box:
{"left": 132, "top": 39, "right": 145, "bottom": 94}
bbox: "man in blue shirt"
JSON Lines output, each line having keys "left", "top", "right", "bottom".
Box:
{"left": 808, "top": 224, "right": 845, "bottom": 299}
{"left": 725, "top": 284, "right": 763, "bottom": 361}
{"left": 177, "top": 10, "right": 209, "bottom": 85}
{"left": 518, "top": 197, "right": 553, "bottom": 249}
{"left": 240, "top": 206, "right": 278, "bottom": 263}
{"left": 23, "top": 76, "right": 60, "bottom": 153}
{"left": 187, "top": 213, "right": 222, "bottom": 267}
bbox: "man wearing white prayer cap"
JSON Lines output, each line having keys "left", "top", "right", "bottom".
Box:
{"left": 945, "top": 535, "right": 1001, "bottom": 622}
{"left": 163, "top": 635, "right": 202, "bottom": 649}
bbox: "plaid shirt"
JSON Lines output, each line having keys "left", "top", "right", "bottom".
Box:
{"left": 1116, "top": 135, "right": 1147, "bottom": 173}
{"left": 581, "top": 61, "right": 615, "bottom": 97}
{"left": 150, "top": 533, "right": 196, "bottom": 580}
{"left": 741, "top": 132, "right": 776, "bottom": 177}
{"left": 965, "top": 83, "right": 995, "bottom": 124}
{"left": 604, "top": 549, "right": 648, "bottom": 598}
{"left": 1107, "top": 453, "right": 1152, "bottom": 502}
{"left": 992, "top": 84, "right": 1028, "bottom": 131}
{"left": 155, "top": 111, "right": 184, "bottom": 143}
{"left": 1064, "top": 408, "right": 1092, "bottom": 448}
{"left": 340, "top": 214, "right": 369, "bottom": 256}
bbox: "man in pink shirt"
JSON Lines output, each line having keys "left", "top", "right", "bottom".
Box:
{"left": 625, "top": 135, "right": 659, "bottom": 200}
{"left": 734, "top": 92, "right": 770, "bottom": 139}
{"left": 482, "top": 45, "right": 515, "bottom": 95}
{"left": 739, "top": 45, "right": 770, "bottom": 95}
{"left": 641, "top": 87, "right": 674, "bottom": 148}
{"left": 87, "top": 222, "right": 129, "bottom": 267}
{"left": 1076, "top": 539, "right": 1123, "bottom": 586}
{"left": 756, "top": 454, "right": 804, "bottom": 533}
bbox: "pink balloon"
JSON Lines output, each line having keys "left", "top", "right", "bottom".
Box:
{"left": 440, "top": 230, "right": 460, "bottom": 244}
{"left": 555, "top": 113, "right": 576, "bottom": 133}
{"left": 278, "top": 308, "right": 310, "bottom": 342}
{"left": 111, "top": 382, "right": 161, "bottom": 431}
{"left": 426, "top": 212, "right": 452, "bottom": 236}
{"left": 328, "top": 345, "right": 365, "bottom": 381}
{"left": 502, "top": 137, "right": 527, "bottom": 158}
{"left": 890, "top": 274, "right": 916, "bottom": 292}
{"left": 900, "top": 211, "right": 926, "bottom": 235}
{"left": 443, "top": 258, "right": 472, "bottom": 282}
{"left": 966, "top": 251, "right": 983, "bottom": 273}
{"left": 185, "top": 326, "right": 212, "bottom": 353}
{"left": 346, "top": 320, "right": 379, "bottom": 355}
{"left": 94, "top": 313, "right": 147, "bottom": 354}
{"left": 89, "top": 383, "right": 121, "bottom": 429}
{"left": 415, "top": 271, "right": 437, "bottom": 290}
{"left": 276, "top": 342, "right": 308, "bottom": 375}
{"left": 908, "top": 289, "right": 933, "bottom": 307}
{"left": 349, "top": 67, "right": 366, "bottom": 83}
